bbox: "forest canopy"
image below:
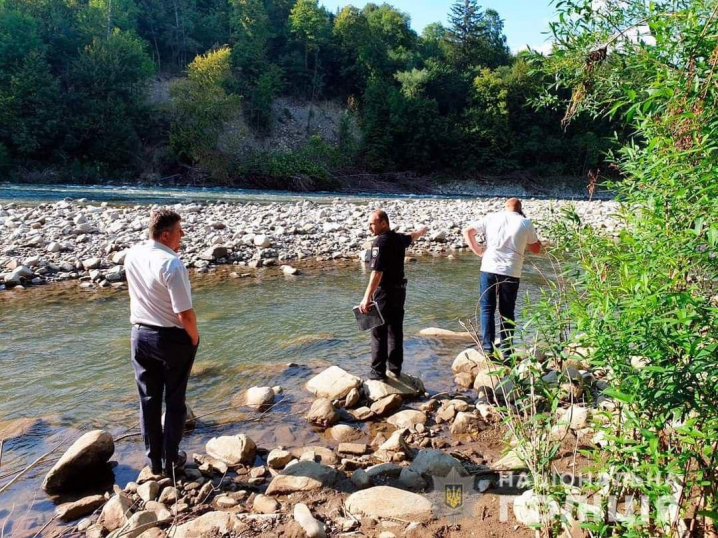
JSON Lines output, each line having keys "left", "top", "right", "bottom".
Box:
{"left": 0, "top": 0, "right": 622, "bottom": 185}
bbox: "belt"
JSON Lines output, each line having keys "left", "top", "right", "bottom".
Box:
{"left": 379, "top": 279, "right": 407, "bottom": 291}
{"left": 133, "top": 323, "right": 184, "bottom": 332}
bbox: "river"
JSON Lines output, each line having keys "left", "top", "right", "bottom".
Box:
{"left": 0, "top": 184, "right": 563, "bottom": 534}
{"left": 0, "top": 249, "right": 557, "bottom": 534}
{"left": 0, "top": 183, "right": 456, "bottom": 206}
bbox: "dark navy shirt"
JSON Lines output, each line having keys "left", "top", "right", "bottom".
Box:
{"left": 370, "top": 230, "right": 412, "bottom": 288}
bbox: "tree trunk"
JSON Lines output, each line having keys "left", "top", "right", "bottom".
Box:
{"left": 106, "top": 0, "right": 112, "bottom": 40}
{"left": 306, "top": 48, "right": 319, "bottom": 133}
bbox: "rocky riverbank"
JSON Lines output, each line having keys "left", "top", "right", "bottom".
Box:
{"left": 41, "top": 340, "right": 606, "bottom": 538}
{"left": 0, "top": 197, "right": 619, "bottom": 291}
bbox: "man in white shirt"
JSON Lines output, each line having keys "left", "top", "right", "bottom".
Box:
{"left": 125, "top": 209, "right": 199, "bottom": 477}
{"left": 462, "top": 198, "right": 541, "bottom": 357}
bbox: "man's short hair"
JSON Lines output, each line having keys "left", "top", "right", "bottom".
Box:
{"left": 149, "top": 209, "right": 181, "bottom": 239}
{"left": 505, "top": 198, "right": 523, "bottom": 213}
{"left": 373, "top": 210, "right": 390, "bottom": 226}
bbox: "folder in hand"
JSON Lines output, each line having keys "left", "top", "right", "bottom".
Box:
{"left": 352, "top": 302, "right": 385, "bottom": 331}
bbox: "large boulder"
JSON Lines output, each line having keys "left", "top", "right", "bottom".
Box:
{"left": 252, "top": 494, "right": 280, "bottom": 514}
{"left": 408, "top": 449, "right": 468, "bottom": 478}
{"left": 200, "top": 246, "right": 229, "bottom": 261}
{"left": 265, "top": 461, "right": 339, "bottom": 495}
{"left": 237, "top": 386, "right": 276, "bottom": 410}
{"left": 345, "top": 486, "right": 435, "bottom": 522}
{"left": 379, "top": 429, "right": 411, "bottom": 454}
{"left": 328, "top": 424, "right": 363, "bottom": 443}
{"left": 450, "top": 411, "right": 483, "bottom": 435}
{"left": 472, "top": 369, "right": 502, "bottom": 391}
{"left": 206, "top": 434, "right": 257, "bottom": 466}
{"left": 417, "top": 328, "right": 474, "bottom": 342}
{"left": 288, "top": 446, "right": 339, "bottom": 466}
{"left": 491, "top": 449, "right": 527, "bottom": 471}
{"left": 54, "top": 494, "right": 105, "bottom": 522}
{"left": 122, "top": 511, "right": 158, "bottom": 538}
{"left": 305, "top": 398, "right": 339, "bottom": 427}
{"left": 172, "top": 511, "right": 238, "bottom": 538}
{"left": 370, "top": 394, "right": 402, "bottom": 416}
{"left": 557, "top": 405, "right": 589, "bottom": 431}
{"left": 294, "top": 503, "right": 326, "bottom": 538}
{"left": 98, "top": 494, "right": 133, "bottom": 532}
{"left": 451, "top": 348, "right": 490, "bottom": 375}
{"left": 363, "top": 374, "right": 425, "bottom": 402}
{"left": 267, "top": 449, "right": 293, "bottom": 469}
{"left": 42, "top": 430, "right": 114, "bottom": 492}
{"left": 306, "top": 366, "right": 362, "bottom": 400}
{"left": 386, "top": 410, "right": 427, "bottom": 429}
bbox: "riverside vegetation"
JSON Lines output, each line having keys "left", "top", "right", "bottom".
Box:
{"left": 0, "top": 0, "right": 623, "bottom": 186}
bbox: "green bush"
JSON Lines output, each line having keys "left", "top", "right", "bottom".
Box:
{"left": 509, "top": 1, "right": 718, "bottom": 535}
{"left": 236, "top": 136, "right": 350, "bottom": 189}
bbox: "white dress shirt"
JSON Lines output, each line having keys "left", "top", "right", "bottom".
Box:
{"left": 125, "top": 240, "right": 192, "bottom": 328}
{"left": 470, "top": 211, "right": 539, "bottom": 278}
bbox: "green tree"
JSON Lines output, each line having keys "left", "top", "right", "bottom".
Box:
{"left": 0, "top": 50, "right": 63, "bottom": 159}
{"left": 0, "top": 8, "right": 63, "bottom": 160}
{"left": 3, "top": 0, "right": 87, "bottom": 73}
{"left": 462, "top": 66, "right": 513, "bottom": 169}
{"left": 420, "top": 22, "right": 450, "bottom": 60}
{"left": 288, "top": 0, "right": 330, "bottom": 70}
{"left": 78, "top": 0, "right": 140, "bottom": 40}
{"left": 360, "top": 76, "right": 450, "bottom": 171}
{"left": 229, "top": 0, "right": 272, "bottom": 75}
{"left": 170, "top": 46, "right": 241, "bottom": 163}
{"left": 446, "top": 0, "right": 509, "bottom": 70}
{"left": 66, "top": 29, "right": 155, "bottom": 167}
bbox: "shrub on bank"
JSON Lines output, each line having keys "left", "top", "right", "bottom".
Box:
{"left": 505, "top": 1, "right": 718, "bottom": 536}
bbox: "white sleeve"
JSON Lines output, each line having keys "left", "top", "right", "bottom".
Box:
{"left": 163, "top": 259, "right": 193, "bottom": 313}
{"left": 469, "top": 217, "right": 486, "bottom": 235}
{"left": 526, "top": 221, "right": 539, "bottom": 244}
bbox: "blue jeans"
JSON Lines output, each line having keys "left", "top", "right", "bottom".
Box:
{"left": 479, "top": 271, "right": 520, "bottom": 353}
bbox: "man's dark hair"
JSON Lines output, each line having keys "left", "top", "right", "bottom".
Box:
{"left": 149, "top": 209, "right": 181, "bottom": 239}
{"left": 374, "top": 210, "right": 390, "bottom": 225}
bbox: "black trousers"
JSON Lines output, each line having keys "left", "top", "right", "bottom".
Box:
{"left": 371, "top": 287, "right": 406, "bottom": 375}
{"left": 130, "top": 324, "right": 197, "bottom": 470}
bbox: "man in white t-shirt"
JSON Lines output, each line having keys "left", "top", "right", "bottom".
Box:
{"left": 462, "top": 198, "right": 541, "bottom": 357}
{"left": 125, "top": 209, "right": 199, "bottom": 477}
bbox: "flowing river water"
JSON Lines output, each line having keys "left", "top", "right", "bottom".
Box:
{"left": 0, "top": 186, "right": 559, "bottom": 534}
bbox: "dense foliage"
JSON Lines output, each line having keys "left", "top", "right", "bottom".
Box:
{"left": 0, "top": 0, "right": 620, "bottom": 184}
{"left": 505, "top": 0, "right": 718, "bottom": 535}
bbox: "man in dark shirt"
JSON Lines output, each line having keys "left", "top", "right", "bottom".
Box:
{"left": 359, "top": 210, "right": 427, "bottom": 380}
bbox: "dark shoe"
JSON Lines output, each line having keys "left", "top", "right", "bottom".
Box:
{"left": 387, "top": 369, "right": 401, "bottom": 379}
{"left": 368, "top": 370, "right": 387, "bottom": 381}
{"left": 164, "top": 450, "right": 187, "bottom": 477}
{"left": 149, "top": 461, "right": 163, "bottom": 476}
{"left": 149, "top": 462, "right": 162, "bottom": 479}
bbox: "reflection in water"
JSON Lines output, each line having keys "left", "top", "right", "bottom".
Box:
{"left": 0, "top": 253, "right": 556, "bottom": 533}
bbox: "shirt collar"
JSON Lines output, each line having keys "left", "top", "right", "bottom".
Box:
{"left": 149, "top": 239, "right": 178, "bottom": 256}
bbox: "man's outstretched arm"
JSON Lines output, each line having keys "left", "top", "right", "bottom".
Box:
{"left": 409, "top": 226, "right": 428, "bottom": 242}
